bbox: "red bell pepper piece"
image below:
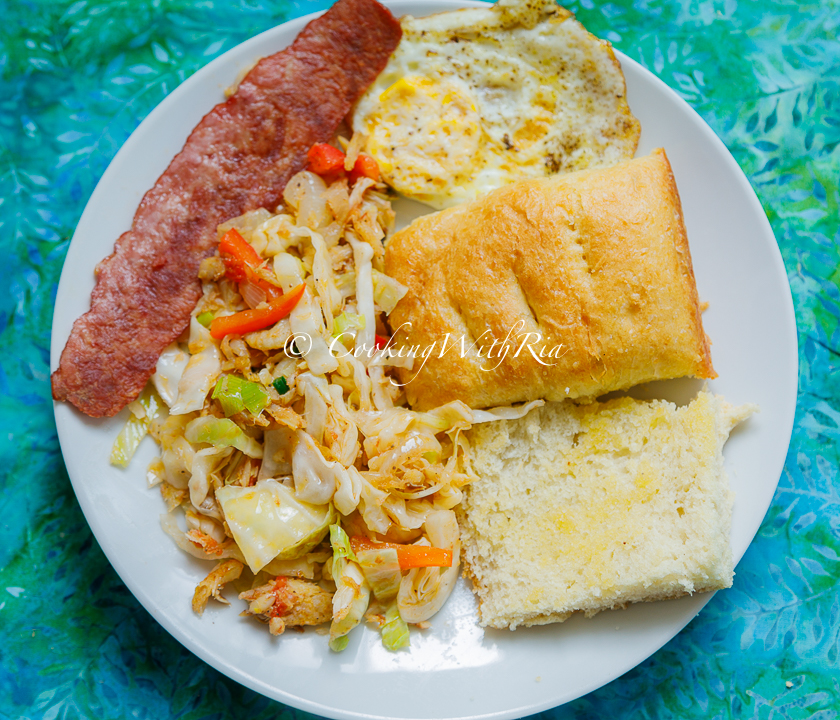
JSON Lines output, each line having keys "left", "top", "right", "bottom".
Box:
{"left": 210, "top": 283, "right": 306, "bottom": 340}
{"left": 218, "top": 228, "right": 280, "bottom": 300}
{"left": 307, "top": 143, "right": 346, "bottom": 176}
{"left": 350, "top": 153, "right": 380, "bottom": 184}
{"left": 307, "top": 143, "right": 380, "bottom": 185}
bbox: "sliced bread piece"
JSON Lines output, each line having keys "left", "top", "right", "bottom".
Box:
{"left": 460, "top": 391, "right": 755, "bottom": 629}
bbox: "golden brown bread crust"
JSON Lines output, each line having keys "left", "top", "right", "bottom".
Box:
{"left": 384, "top": 149, "right": 715, "bottom": 411}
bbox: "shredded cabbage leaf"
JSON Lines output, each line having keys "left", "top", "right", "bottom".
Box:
{"left": 357, "top": 548, "right": 401, "bottom": 602}
{"left": 329, "top": 524, "right": 370, "bottom": 651}
{"left": 381, "top": 602, "right": 410, "bottom": 651}
{"left": 110, "top": 386, "right": 165, "bottom": 467}
{"left": 185, "top": 417, "right": 263, "bottom": 459}
{"left": 216, "top": 481, "right": 334, "bottom": 572}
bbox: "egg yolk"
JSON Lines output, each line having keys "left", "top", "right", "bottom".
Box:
{"left": 366, "top": 75, "right": 483, "bottom": 198}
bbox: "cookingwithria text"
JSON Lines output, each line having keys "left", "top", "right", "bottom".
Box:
{"left": 284, "top": 320, "right": 567, "bottom": 386}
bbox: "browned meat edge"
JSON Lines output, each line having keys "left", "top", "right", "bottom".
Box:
{"left": 52, "top": 0, "right": 401, "bottom": 417}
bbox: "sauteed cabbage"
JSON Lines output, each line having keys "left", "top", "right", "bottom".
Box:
{"left": 114, "top": 138, "right": 540, "bottom": 650}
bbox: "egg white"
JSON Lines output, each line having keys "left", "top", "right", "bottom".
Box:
{"left": 352, "top": 0, "right": 640, "bottom": 209}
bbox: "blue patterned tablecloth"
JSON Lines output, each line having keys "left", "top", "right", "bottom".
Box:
{"left": 1, "top": 0, "right": 837, "bottom": 717}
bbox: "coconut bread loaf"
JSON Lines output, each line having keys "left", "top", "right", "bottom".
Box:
{"left": 459, "top": 390, "right": 755, "bottom": 629}
{"left": 384, "top": 150, "right": 716, "bottom": 411}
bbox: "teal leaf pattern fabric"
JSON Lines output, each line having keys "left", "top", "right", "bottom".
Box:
{"left": 1, "top": 0, "right": 837, "bottom": 717}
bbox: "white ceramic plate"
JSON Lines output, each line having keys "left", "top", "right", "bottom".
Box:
{"left": 51, "top": 2, "right": 798, "bottom": 718}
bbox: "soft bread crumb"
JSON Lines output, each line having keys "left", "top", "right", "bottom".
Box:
{"left": 460, "top": 391, "right": 756, "bottom": 630}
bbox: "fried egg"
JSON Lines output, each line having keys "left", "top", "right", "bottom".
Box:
{"left": 351, "top": 0, "right": 640, "bottom": 209}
